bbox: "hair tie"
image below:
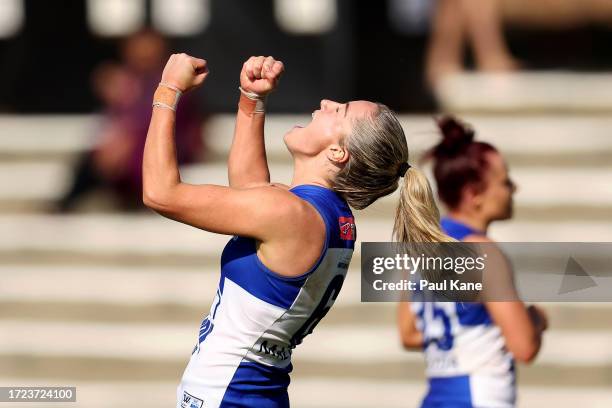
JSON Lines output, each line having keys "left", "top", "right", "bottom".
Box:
{"left": 398, "top": 162, "right": 411, "bottom": 177}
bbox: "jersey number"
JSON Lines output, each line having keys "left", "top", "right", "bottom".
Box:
{"left": 290, "top": 274, "right": 345, "bottom": 347}
{"left": 420, "top": 303, "right": 454, "bottom": 351}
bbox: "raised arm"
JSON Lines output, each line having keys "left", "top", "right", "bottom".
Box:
{"left": 143, "top": 53, "right": 209, "bottom": 207}
{"left": 142, "top": 54, "right": 321, "bottom": 253}
{"left": 229, "top": 56, "right": 284, "bottom": 188}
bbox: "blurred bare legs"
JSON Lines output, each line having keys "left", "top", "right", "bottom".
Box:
{"left": 426, "top": 0, "right": 520, "bottom": 86}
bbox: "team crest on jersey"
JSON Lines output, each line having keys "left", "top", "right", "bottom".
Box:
{"left": 338, "top": 216, "right": 355, "bottom": 241}
{"left": 181, "top": 392, "right": 204, "bottom": 408}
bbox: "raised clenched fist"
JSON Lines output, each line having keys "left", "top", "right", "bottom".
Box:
{"left": 160, "top": 53, "right": 209, "bottom": 93}
{"left": 240, "top": 56, "right": 284, "bottom": 96}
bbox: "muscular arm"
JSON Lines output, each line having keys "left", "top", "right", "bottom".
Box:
{"left": 143, "top": 105, "right": 181, "bottom": 203}
{"left": 143, "top": 54, "right": 293, "bottom": 239}
{"left": 228, "top": 56, "right": 284, "bottom": 188}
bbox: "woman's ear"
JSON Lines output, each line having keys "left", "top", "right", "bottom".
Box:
{"left": 326, "top": 144, "right": 349, "bottom": 165}
{"left": 464, "top": 184, "right": 484, "bottom": 209}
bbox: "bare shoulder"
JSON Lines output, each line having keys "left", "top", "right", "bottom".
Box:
{"left": 249, "top": 184, "right": 320, "bottom": 225}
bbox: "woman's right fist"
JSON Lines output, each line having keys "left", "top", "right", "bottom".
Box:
{"left": 160, "top": 53, "right": 209, "bottom": 93}
{"left": 240, "top": 56, "right": 284, "bottom": 96}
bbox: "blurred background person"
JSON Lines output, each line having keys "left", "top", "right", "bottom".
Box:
{"left": 397, "top": 116, "right": 548, "bottom": 407}
{"left": 56, "top": 29, "right": 205, "bottom": 211}
{"left": 425, "top": 0, "right": 520, "bottom": 86}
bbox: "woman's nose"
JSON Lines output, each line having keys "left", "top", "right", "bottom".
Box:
{"left": 320, "top": 99, "right": 338, "bottom": 110}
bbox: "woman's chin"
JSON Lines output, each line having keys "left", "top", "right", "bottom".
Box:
{"left": 283, "top": 132, "right": 295, "bottom": 153}
{"left": 284, "top": 126, "right": 301, "bottom": 142}
{"left": 289, "top": 125, "right": 304, "bottom": 134}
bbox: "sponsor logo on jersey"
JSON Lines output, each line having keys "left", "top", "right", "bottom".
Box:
{"left": 339, "top": 216, "right": 355, "bottom": 241}
{"left": 258, "top": 340, "right": 292, "bottom": 360}
{"left": 181, "top": 392, "right": 204, "bottom": 408}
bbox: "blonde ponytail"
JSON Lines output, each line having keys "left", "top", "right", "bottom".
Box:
{"left": 393, "top": 168, "right": 455, "bottom": 243}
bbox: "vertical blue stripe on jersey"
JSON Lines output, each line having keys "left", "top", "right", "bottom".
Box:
{"left": 198, "top": 318, "right": 214, "bottom": 345}
{"left": 212, "top": 289, "right": 221, "bottom": 319}
{"left": 194, "top": 289, "right": 222, "bottom": 354}
{"left": 422, "top": 375, "right": 473, "bottom": 408}
{"left": 220, "top": 361, "right": 291, "bottom": 408}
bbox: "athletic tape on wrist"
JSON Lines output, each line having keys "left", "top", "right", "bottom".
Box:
{"left": 238, "top": 86, "right": 266, "bottom": 114}
{"left": 152, "top": 83, "right": 183, "bottom": 111}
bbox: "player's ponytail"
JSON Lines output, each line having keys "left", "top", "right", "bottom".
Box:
{"left": 393, "top": 167, "right": 454, "bottom": 243}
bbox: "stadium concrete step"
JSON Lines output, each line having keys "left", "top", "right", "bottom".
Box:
{"left": 2, "top": 114, "right": 611, "bottom": 217}
{"left": 435, "top": 72, "right": 612, "bottom": 114}
{"left": 3, "top": 263, "right": 612, "bottom": 329}
{"left": 2, "top": 318, "right": 612, "bottom": 389}
{"left": 1, "top": 215, "right": 612, "bottom": 264}
{"left": 205, "top": 113, "right": 612, "bottom": 164}
{"left": 1, "top": 161, "right": 611, "bottom": 220}
{"left": 0, "top": 115, "right": 94, "bottom": 161}
{"left": 2, "top": 313, "right": 612, "bottom": 371}
{"left": 3, "top": 114, "right": 612, "bottom": 165}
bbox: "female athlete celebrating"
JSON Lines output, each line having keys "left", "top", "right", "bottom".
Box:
{"left": 397, "top": 117, "right": 548, "bottom": 408}
{"left": 143, "top": 53, "right": 442, "bottom": 408}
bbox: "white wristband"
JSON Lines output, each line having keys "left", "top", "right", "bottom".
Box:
{"left": 152, "top": 101, "right": 176, "bottom": 112}
{"left": 239, "top": 86, "right": 266, "bottom": 113}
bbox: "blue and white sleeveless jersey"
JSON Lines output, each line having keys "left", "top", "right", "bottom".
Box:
{"left": 410, "top": 217, "right": 516, "bottom": 408}
{"left": 177, "top": 185, "right": 355, "bottom": 408}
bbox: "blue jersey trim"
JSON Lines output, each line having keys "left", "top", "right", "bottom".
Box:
{"left": 290, "top": 185, "right": 355, "bottom": 250}
{"left": 441, "top": 217, "right": 483, "bottom": 241}
{"left": 422, "top": 375, "right": 473, "bottom": 408}
{"left": 220, "top": 361, "right": 291, "bottom": 408}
